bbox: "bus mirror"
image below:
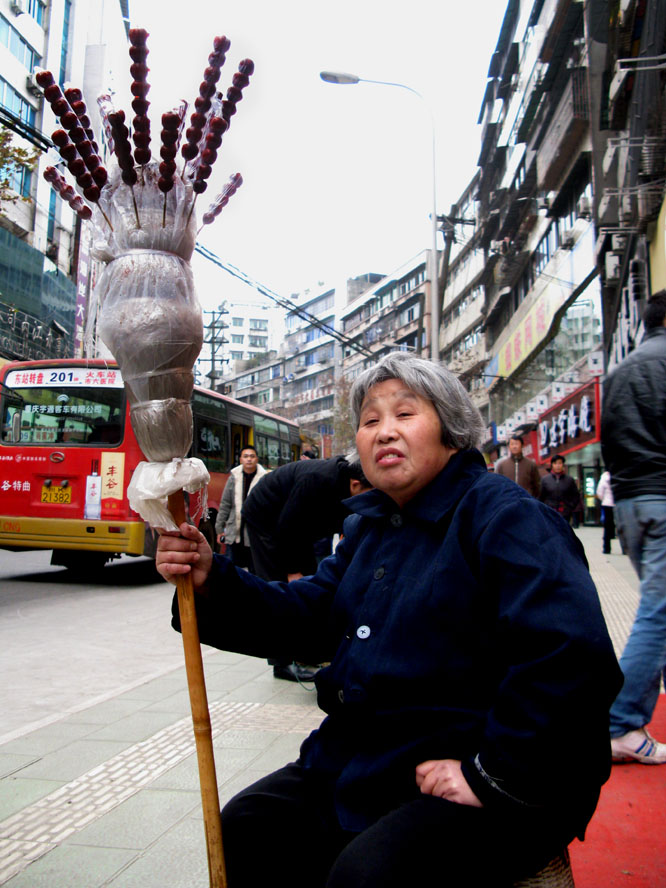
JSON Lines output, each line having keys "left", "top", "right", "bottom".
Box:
{"left": 11, "top": 412, "right": 21, "bottom": 443}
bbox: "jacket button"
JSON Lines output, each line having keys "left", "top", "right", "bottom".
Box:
{"left": 373, "top": 566, "right": 385, "bottom": 580}
{"left": 357, "top": 625, "right": 371, "bottom": 639}
{"left": 390, "top": 514, "right": 402, "bottom": 527}
{"left": 338, "top": 689, "right": 344, "bottom": 703}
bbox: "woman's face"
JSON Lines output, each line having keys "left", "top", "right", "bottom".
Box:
{"left": 356, "top": 378, "right": 457, "bottom": 507}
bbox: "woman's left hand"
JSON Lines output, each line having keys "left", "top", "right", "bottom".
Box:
{"left": 415, "top": 759, "right": 483, "bottom": 807}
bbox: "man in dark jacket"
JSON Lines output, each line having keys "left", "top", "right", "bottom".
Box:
{"left": 539, "top": 455, "right": 580, "bottom": 522}
{"left": 242, "top": 455, "right": 371, "bottom": 681}
{"left": 495, "top": 435, "right": 541, "bottom": 497}
{"left": 601, "top": 291, "right": 666, "bottom": 764}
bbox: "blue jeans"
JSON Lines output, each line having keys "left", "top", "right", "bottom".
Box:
{"left": 609, "top": 495, "right": 666, "bottom": 736}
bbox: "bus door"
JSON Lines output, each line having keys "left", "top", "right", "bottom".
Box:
{"left": 230, "top": 424, "right": 249, "bottom": 465}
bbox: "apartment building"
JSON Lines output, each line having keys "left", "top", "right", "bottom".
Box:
{"left": 474, "top": 0, "right": 607, "bottom": 513}
{"left": 0, "top": 0, "right": 128, "bottom": 363}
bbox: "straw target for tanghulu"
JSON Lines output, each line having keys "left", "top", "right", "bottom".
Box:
{"left": 36, "top": 29, "right": 253, "bottom": 888}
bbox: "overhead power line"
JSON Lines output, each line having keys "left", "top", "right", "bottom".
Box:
{"left": 194, "top": 243, "right": 374, "bottom": 358}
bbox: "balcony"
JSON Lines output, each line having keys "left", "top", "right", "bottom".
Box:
{"left": 537, "top": 68, "right": 589, "bottom": 191}
{"left": 448, "top": 342, "right": 487, "bottom": 377}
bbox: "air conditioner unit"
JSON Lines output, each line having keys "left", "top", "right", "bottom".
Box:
{"left": 605, "top": 252, "right": 621, "bottom": 283}
{"left": 10, "top": 0, "right": 26, "bottom": 14}
{"left": 576, "top": 196, "right": 591, "bottom": 218}
{"left": 560, "top": 230, "right": 575, "bottom": 250}
{"left": 26, "top": 73, "right": 43, "bottom": 98}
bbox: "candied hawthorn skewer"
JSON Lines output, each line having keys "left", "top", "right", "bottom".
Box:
{"left": 107, "top": 107, "right": 141, "bottom": 227}
{"left": 128, "top": 28, "right": 152, "bottom": 170}
{"left": 198, "top": 172, "right": 243, "bottom": 233}
{"left": 181, "top": 36, "right": 230, "bottom": 178}
{"left": 159, "top": 102, "right": 187, "bottom": 226}
{"left": 44, "top": 166, "right": 93, "bottom": 221}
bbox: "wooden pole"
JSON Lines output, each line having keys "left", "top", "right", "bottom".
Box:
{"left": 168, "top": 490, "right": 227, "bottom": 888}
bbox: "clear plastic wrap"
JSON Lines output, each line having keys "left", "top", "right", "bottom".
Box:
{"left": 127, "top": 458, "right": 210, "bottom": 530}
{"left": 92, "top": 160, "right": 203, "bottom": 462}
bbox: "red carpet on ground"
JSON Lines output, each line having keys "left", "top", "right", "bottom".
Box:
{"left": 570, "top": 695, "right": 666, "bottom": 887}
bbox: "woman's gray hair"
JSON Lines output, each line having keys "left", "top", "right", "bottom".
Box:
{"left": 349, "top": 352, "right": 485, "bottom": 450}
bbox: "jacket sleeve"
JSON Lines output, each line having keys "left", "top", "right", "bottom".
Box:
{"left": 274, "top": 476, "right": 326, "bottom": 574}
{"left": 460, "top": 498, "right": 622, "bottom": 816}
{"left": 215, "top": 476, "right": 234, "bottom": 535}
{"left": 171, "top": 526, "right": 358, "bottom": 664}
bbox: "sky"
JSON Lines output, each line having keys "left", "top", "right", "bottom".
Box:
{"left": 126, "top": 0, "right": 508, "bottom": 311}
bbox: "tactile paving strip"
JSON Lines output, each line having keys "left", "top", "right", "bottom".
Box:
{"left": 0, "top": 700, "right": 322, "bottom": 884}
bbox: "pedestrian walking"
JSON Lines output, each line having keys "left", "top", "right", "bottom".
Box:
{"left": 595, "top": 470, "right": 615, "bottom": 555}
{"left": 242, "top": 454, "right": 371, "bottom": 682}
{"left": 601, "top": 290, "right": 666, "bottom": 764}
{"left": 214, "top": 445, "right": 267, "bottom": 569}
{"left": 157, "top": 352, "right": 621, "bottom": 888}
{"left": 539, "top": 455, "right": 580, "bottom": 523}
{"left": 494, "top": 434, "right": 541, "bottom": 497}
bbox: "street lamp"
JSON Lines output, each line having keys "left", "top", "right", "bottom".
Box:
{"left": 320, "top": 70, "right": 440, "bottom": 360}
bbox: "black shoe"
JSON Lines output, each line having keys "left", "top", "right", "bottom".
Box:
{"left": 603, "top": 547, "right": 611, "bottom": 554}
{"left": 273, "top": 663, "right": 318, "bottom": 683}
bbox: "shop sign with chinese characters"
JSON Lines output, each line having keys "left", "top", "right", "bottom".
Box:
{"left": 537, "top": 381, "right": 600, "bottom": 464}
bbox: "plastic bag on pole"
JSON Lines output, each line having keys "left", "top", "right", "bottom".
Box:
{"left": 128, "top": 457, "right": 210, "bottom": 531}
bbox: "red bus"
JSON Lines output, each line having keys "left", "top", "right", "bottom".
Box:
{"left": 0, "top": 358, "right": 302, "bottom": 570}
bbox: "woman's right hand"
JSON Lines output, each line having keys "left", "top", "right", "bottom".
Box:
{"left": 156, "top": 521, "right": 213, "bottom": 589}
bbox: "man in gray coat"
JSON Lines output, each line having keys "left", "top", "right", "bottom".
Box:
{"left": 215, "top": 445, "right": 268, "bottom": 570}
{"left": 495, "top": 435, "right": 541, "bottom": 497}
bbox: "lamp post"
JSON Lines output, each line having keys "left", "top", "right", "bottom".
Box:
{"left": 320, "top": 71, "right": 440, "bottom": 361}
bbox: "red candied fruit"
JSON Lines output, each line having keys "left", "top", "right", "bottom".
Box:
{"left": 133, "top": 131, "right": 151, "bottom": 148}
{"left": 197, "top": 164, "right": 212, "bottom": 180}
{"left": 131, "top": 81, "right": 150, "bottom": 98}
{"left": 60, "top": 111, "right": 78, "bottom": 128}
{"left": 77, "top": 140, "right": 93, "bottom": 158}
{"left": 67, "top": 158, "right": 86, "bottom": 176}
{"left": 78, "top": 205, "right": 93, "bottom": 220}
{"left": 132, "top": 97, "right": 150, "bottom": 116}
{"left": 204, "top": 66, "right": 221, "bottom": 84}
{"left": 157, "top": 177, "right": 173, "bottom": 194}
{"left": 83, "top": 184, "right": 100, "bottom": 202}
{"left": 51, "top": 129, "right": 70, "bottom": 147}
{"left": 159, "top": 160, "right": 177, "bottom": 176}
{"left": 92, "top": 167, "right": 108, "bottom": 186}
{"left": 193, "top": 180, "right": 208, "bottom": 194}
{"left": 77, "top": 172, "right": 94, "bottom": 189}
{"left": 52, "top": 98, "right": 69, "bottom": 116}
{"left": 208, "top": 116, "right": 227, "bottom": 134}
{"left": 238, "top": 59, "right": 254, "bottom": 75}
{"left": 190, "top": 112, "right": 207, "bottom": 129}
{"left": 129, "top": 45, "right": 147, "bottom": 62}
{"left": 64, "top": 87, "right": 82, "bottom": 103}
{"left": 129, "top": 28, "right": 149, "bottom": 45}
{"left": 185, "top": 126, "right": 202, "bottom": 144}
{"left": 43, "top": 166, "right": 58, "bottom": 182}
{"left": 133, "top": 116, "right": 150, "bottom": 132}
{"left": 213, "top": 36, "right": 231, "bottom": 53}
{"left": 232, "top": 73, "right": 250, "bottom": 89}
{"left": 134, "top": 148, "right": 151, "bottom": 165}
{"left": 199, "top": 81, "right": 216, "bottom": 100}
{"left": 181, "top": 143, "right": 198, "bottom": 160}
{"left": 130, "top": 63, "right": 149, "bottom": 81}
{"left": 161, "top": 112, "right": 180, "bottom": 130}
{"left": 194, "top": 96, "right": 211, "bottom": 113}
{"left": 121, "top": 168, "right": 137, "bottom": 186}
{"left": 161, "top": 130, "right": 178, "bottom": 146}
{"left": 35, "top": 70, "right": 55, "bottom": 88}
{"left": 69, "top": 128, "right": 86, "bottom": 144}
{"left": 84, "top": 154, "right": 100, "bottom": 171}
{"left": 44, "top": 84, "right": 62, "bottom": 102}
{"left": 59, "top": 144, "right": 77, "bottom": 161}
{"left": 201, "top": 148, "right": 217, "bottom": 165}
{"left": 161, "top": 145, "right": 177, "bottom": 161}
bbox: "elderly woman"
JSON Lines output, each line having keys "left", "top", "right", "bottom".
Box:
{"left": 157, "top": 352, "right": 621, "bottom": 887}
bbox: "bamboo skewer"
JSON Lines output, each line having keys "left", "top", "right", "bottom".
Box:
{"left": 168, "top": 490, "right": 227, "bottom": 888}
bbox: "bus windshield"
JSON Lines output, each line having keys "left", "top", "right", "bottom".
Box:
{"left": 1, "top": 366, "right": 125, "bottom": 447}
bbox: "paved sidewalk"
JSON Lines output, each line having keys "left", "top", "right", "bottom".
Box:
{"left": 0, "top": 526, "right": 642, "bottom": 887}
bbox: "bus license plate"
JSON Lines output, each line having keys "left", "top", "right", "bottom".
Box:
{"left": 41, "top": 485, "right": 72, "bottom": 504}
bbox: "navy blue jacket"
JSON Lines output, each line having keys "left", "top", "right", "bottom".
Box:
{"left": 173, "top": 449, "right": 621, "bottom": 836}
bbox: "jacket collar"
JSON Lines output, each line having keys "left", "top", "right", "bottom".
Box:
{"left": 345, "top": 449, "right": 488, "bottom": 525}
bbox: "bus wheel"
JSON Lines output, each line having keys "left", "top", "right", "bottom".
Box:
{"left": 51, "top": 550, "right": 109, "bottom": 573}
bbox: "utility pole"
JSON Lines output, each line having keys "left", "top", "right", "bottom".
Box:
{"left": 200, "top": 303, "right": 230, "bottom": 389}
{"left": 437, "top": 211, "right": 477, "bottom": 323}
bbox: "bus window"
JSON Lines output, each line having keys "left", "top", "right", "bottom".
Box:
{"left": 194, "top": 418, "right": 228, "bottom": 473}
{"left": 1, "top": 377, "right": 125, "bottom": 447}
{"left": 280, "top": 441, "right": 291, "bottom": 465}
